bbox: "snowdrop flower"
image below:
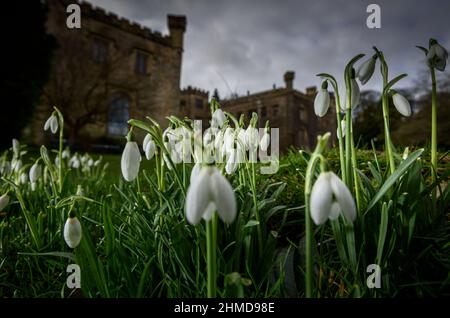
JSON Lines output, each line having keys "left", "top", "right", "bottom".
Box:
{"left": 356, "top": 55, "right": 377, "bottom": 85}
{"left": 392, "top": 92, "right": 412, "bottom": 117}
{"left": 310, "top": 172, "right": 356, "bottom": 225}
{"left": 20, "top": 172, "right": 28, "bottom": 184}
{"left": 44, "top": 114, "right": 59, "bottom": 134}
{"left": 260, "top": 129, "right": 270, "bottom": 152}
{"left": 337, "top": 119, "right": 346, "bottom": 139}
{"left": 62, "top": 149, "right": 70, "bottom": 159}
{"left": 349, "top": 78, "right": 360, "bottom": 109}
{"left": 314, "top": 81, "right": 330, "bottom": 117}
{"left": 69, "top": 156, "right": 80, "bottom": 169}
{"left": 225, "top": 149, "right": 238, "bottom": 175}
{"left": 427, "top": 39, "right": 448, "bottom": 71}
{"left": 0, "top": 194, "right": 10, "bottom": 210}
{"left": 185, "top": 166, "right": 236, "bottom": 225}
{"left": 190, "top": 163, "right": 202, "bottom": 184}
{"left": 29, "top": 163, "right": 41, "bottom": 183}
{"left": 12, "top": 139, "right": 20, "bottom": 158}
{"left": 211, "top": 108, "right": 226, "bottom": 128}
{"left": 64, "top": 216, "right": 82, "bottom": 248}
{"left": 121, "top": 140, "right": 141, "bottom": 182}
{"left": 12, "top": 158, "right": 22, "bottom": 173}
{"left": 144, "top": 139, "right": 156, "bottom": 160}
{"left": 245, "top": 126, "right": 259, "bottom": 151}
{"left": 94, "top": 159, "right": 101, "bottom": 167}
{"left": 87, "top": 159, "right": 94, "bottom": 167}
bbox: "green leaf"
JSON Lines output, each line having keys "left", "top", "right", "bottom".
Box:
{"left": 366, "top": 149, "right": 424, "bottom": 212}
{"left": 383, "top": 73, "right": 408, "bottom": 94}
{"left": 18, "top": 251, "right": 76, "bottom": 261}
{"left": 376, "top": 201, "right": 390, "bottom": 265}
{"left": 245, "top": 220, "right": 260, "bottom": 228}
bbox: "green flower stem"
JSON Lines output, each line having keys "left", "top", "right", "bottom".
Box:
{"left": 251, "top": 160, "right": 263, "bottom": 256}
{"left": 54, "top": 107, "right": 64, "bottom": 194}
{"left": 206, "top": 214, "right": 218, "bottom": 298}
{"left": 376, "top": 49, "right": 396, "bottom": 175}
{"left": 304, "top": 133, "right": 330, "bottom": 298}
{"left": 345, "top": 107, "right": 353, "bottom": 190}
{"left": 430, "top": 67, "right": 437, "bottom": 212}
{"left": 350, "top": 119, "right": 361, "bottom": 211}
{"left": 335, "top": 96, "right": 346, "bottom": 183}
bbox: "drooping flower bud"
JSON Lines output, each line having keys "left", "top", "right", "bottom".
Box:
{"left": 44, "top": 114, "right": 59, "bottom": 134}
{"left": 314, "top": 81, "right": 330, "bottom": 117}
{"left": 211, "top": 108, "right": 226, "bottom": 128}
{"left": 121, "top": 140, "right": 141, "bottom": 182}
{"left": 427, "top": 39, "right": 448, "bottom": 72}
{"left": 392, "top": 92, "right": 412, "bottom": 117}
{"left": 63, "top": 216, "right": 82, "bottom": 248}
{"left": 29, "top": 163, "right": 41, "bottom": 183}
{"left": 356, "top": 55, "right": 377, "bottom": 85}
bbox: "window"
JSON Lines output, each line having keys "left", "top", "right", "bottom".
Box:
{"left": 261, "top": 106, "right": 267, "bottom": 117}
{"left": 273, "top": 105, "right": 279, "bottom": 117}
{"left": 135, "top": 51, "right": 148, "bottom": 75}
{"left": 92, "top": 38, "right": 108, "bottom": 63}
{"left": 195, "top": 98, "right": 203, "bottom": 109}
{"left": 108, "top": 95, "right": 130, "bottom": 136}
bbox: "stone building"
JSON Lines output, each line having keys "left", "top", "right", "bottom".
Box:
{"left": 27, "top": 0, "right": 186, "bottom": 147}
{"left": 179, "top": 86, "right": 210, "bottom": 129}
{"left": 220, "top": 71, "right": 336, "bottom": 151}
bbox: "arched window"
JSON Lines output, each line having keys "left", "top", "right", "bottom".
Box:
{"left": 108, "top": 95, "right": 130, "bottom": 136}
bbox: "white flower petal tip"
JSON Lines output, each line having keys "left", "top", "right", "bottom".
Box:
{"left": 392, "top": 93, "right": 412, "bottom": 117}
{"left": 314, "top": 88, "right": 330, "bottom": 117}
{"left": 310, "top": 172, "right": 356, "bottom": 225}
{"left": 64, "top": 216, "right": 82, "bottom": 249}
{"left": 185, "top": 166, "right": 237, "bottom": 225}
{"left": 0, "top": 194, "right": 10, "bottom": 210}
{"left": 121, "top": 141, "right": 141, "bottom": 182}
{"left": 350, "top": 79, "right": 360, "bottom": 109}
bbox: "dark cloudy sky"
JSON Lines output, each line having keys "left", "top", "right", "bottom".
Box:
{"left": 87, "top": 0, "right": 450, "bottom": 98}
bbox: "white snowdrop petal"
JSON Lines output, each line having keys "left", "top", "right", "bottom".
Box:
{"left": 145, "top": 140, "right": 156, "bottom": 160}
{"left": 350, "top": 79, "right": 360, "bottom": 109}
{"left": 260, "top": 132, "right": 270, "bottom": 152}
{"left": 210, "top": 170, "right": 236, "bottom": 224}
{"left": 121, "top": 141, "right": 141, "bottom": 182}
{"left": 314, "top": 88, "right": 330, "bottom": 117}
{"left": 225, "top": 149, "right": 237, "bottom": 175}
{"left": 329, "top": 172, "right": 356, "bottom": 223}
{"left": 44, "top": 116, "right": 52, "bottom": 131}
{"left": 64, "top": 217, "right": 82, "bottom": 248}
{"left": 310, "top": 173, "right": 333, "bottom": 225}
{"left": 212, "top": 109, "right": 226, "bottom": 128}
{"left": 143, "top": 134, "right": 152, "bottom": 150}
{"left": 50, "top": 116, "right": 59, "bottom": 134}
{"left": 190, "top": 163, "right": 202, "bottom": 184}
{"left": 185, "top": 168, "right": 212, "bottom": 225}
{"left": 29, "top": 163, "right": 40, "bottom": 183}
{"left": 357, "top": 58, "right": 376, "bottom": 85}
{"left": 392, "top": 93, "right": 412, "bottom": 117}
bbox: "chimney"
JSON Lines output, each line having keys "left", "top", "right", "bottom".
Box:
{"left": 284, "top": 71, "right": 295, "bottom": 90}
{"left": 306, "top": 86, "right": 317, "bottom": 96}
{"left": 168, "top": 15, "right": 187, "bottom": 50}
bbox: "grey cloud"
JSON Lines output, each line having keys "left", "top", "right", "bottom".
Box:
{"left": 87, "top": 0, "right": 450, "bottom": 97}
